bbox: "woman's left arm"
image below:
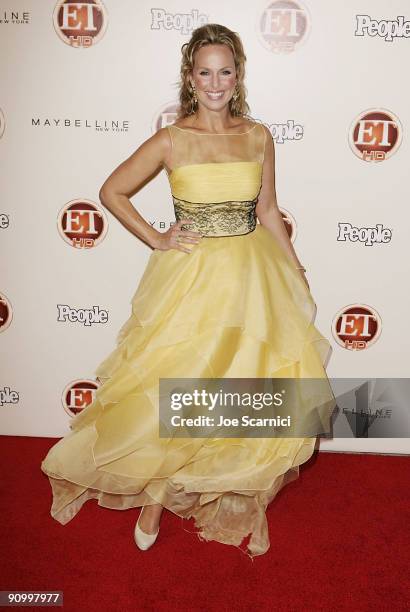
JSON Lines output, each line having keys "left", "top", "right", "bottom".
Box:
{"left": 255, "top": 124, "right": 308, "bottom": 286}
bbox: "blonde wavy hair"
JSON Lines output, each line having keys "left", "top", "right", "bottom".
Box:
{"left": 175, "top": 23, "right": 251, "bottom": 120}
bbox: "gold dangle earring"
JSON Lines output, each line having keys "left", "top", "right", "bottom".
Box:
{"left": 231, "top": 84, "right": 239, "bottom": 114}
{"left": 189, "top": 82, "right": 198, "bottom": 115}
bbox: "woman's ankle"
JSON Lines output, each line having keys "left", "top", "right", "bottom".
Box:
{"left": 138, "top": 505, "right": 163, "bottom": 534}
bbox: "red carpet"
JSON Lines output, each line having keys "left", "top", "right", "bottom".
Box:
{"left": 0, "top": 435, "right": 409, "bottom": 611}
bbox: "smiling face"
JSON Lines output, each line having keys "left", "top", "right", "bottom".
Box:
{"left": 189, "top": 43, "right": 237, "bottom": 110}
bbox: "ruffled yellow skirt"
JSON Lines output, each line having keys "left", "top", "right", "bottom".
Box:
{"left": 41, "top": 223, "right": 334, "bottom": 558}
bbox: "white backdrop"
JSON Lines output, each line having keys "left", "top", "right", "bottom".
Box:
{"left": 1, "top": 0, "right": 409, "bottom": 454}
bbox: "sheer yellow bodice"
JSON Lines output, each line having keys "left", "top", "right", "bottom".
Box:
{"left": 164, "top": 123, "right": 266, "bottom": 237}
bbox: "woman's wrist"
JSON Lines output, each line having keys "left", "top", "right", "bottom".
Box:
{"left": 148, "top": 231, "right": 162, "bottom": 250}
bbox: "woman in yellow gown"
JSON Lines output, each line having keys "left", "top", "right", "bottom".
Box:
{"left": 41, "top": 23, "right": 335, "bottom": 559}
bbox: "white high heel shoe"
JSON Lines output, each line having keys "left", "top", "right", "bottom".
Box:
{"left": 134, "top": 508, "right": 160, "bottom": 551}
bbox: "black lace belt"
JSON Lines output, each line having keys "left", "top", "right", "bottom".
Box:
{"left": 172, "top": 196, "right": 257, "bottom": 237}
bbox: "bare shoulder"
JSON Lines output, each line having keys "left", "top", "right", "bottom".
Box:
{"left": 259, "top": 123, "right": 272, "bottom": 140}
{"left": 149, "top": 126, "right": 172, "bottom": 147}
{"left": 259, "top": 123, "right": 274, "bottom": 153}
{"left": 244, "top": 117, "right": 260, "bottom": 128}
{"left": 148, "top": 126, "right": 173, "bottom": 168}
{"left": 138, "top": 126, "right": 172, "bottom": 163}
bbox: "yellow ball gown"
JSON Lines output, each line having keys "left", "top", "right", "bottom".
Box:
{"left": 41, "top": 122, "right": 335, "bottom": 559}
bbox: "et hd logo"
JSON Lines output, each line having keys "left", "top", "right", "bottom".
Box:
{"left": 349, "top": 108, "right": 402, "bottom": 162}
{"left": 53, "top": 0, "right": 108, "bottom": 47}
{"left": 57, "top": 199, "right": 108, "bottom": 248}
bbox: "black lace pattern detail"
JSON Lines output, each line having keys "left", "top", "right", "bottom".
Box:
{"left": 172, "top": 196, "right": 257, "bottom": 237}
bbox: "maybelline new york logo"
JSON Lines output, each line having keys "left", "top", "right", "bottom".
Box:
{"left": 32, "top": 117, "right": 129, "bottom": 132}
{"left": 150, "top": 8, "right": 207, "bottom": 34}
{"left": 0, "top": 11, "right": 30, "bottom": 24}
{"left": 330, "top": 378, "right": 410, "bottom": 439}
{"left": 355, "top": 14, "right": 410, "bottom": 42}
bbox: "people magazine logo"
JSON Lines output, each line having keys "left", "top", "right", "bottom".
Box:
{"left": 349, "top": 108, "right": 402, "bottom": 162}
{"left": 57, "top": 199, "right": 108, "bottom": 248}
{"left": 57, "top": 304, "right": 109, "bottom": 326}
{"left": 0, "top": 387, "right": 19, "bottom": 407}
{"left": 332, "top": 304, "right": 381, "bottom": 351}
{"left": 150, "top": 8, "right": 207, "bottom": 34}
{"left": 337, "top": 223, "right": 392, "bottom": 246}
{"left": 257, "top": 0, "right": 311, "bottom": 54}
{"left": 0, "top": 292, "right": 13, "bottom": 333}
{"left": 355, "top": 14, "right": 410, "bottom": 42}
{"left": 270, "top": 120, "right": 304, "bottom": 143}
{"left": 53, "top": 0, "right": 108, "bottom": 47}
{"left": 0, "top": 213, "right": 10, "bottom": 230}
{"left": 62, "top": 379, "right": 100, "bottom": 417}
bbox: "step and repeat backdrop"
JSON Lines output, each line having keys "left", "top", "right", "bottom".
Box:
{"left": 0, "top": 1, "right": 409, "bottom": 454}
